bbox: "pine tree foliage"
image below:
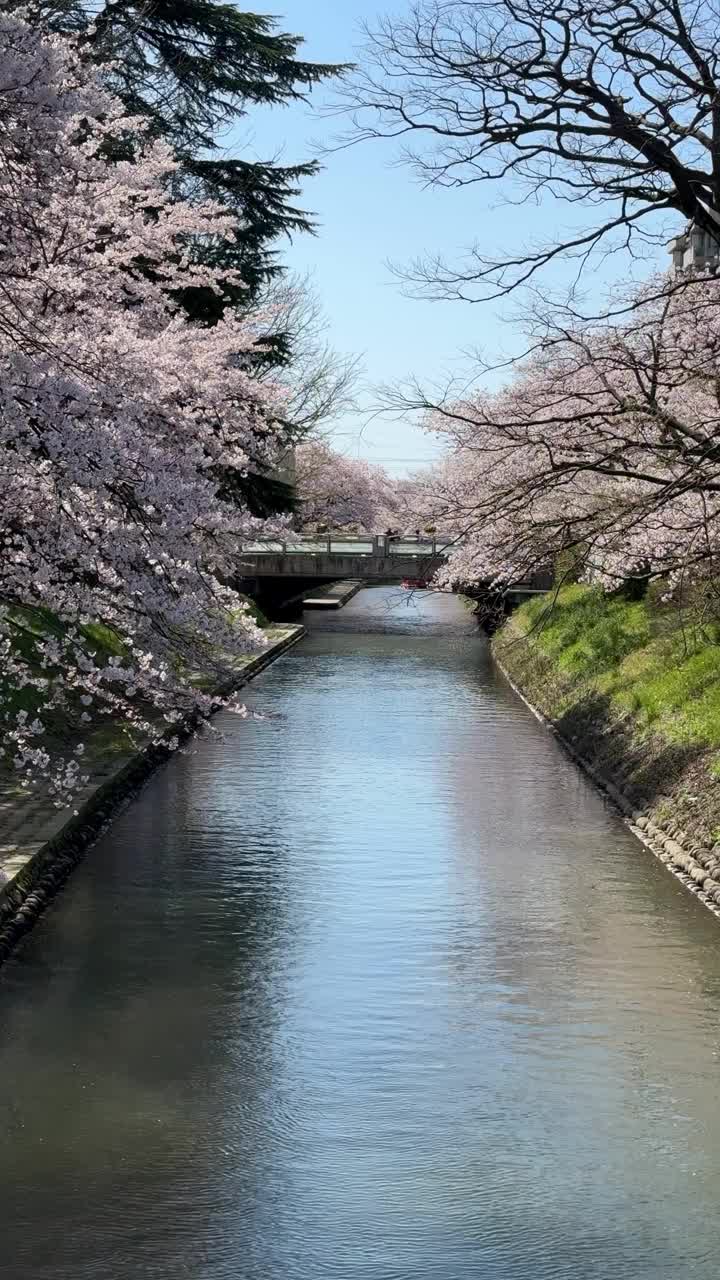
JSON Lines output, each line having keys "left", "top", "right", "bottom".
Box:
{"left": 21, "top": 0, "right": 344, "bottom": 297}
{"left": 17, "top": 1, "right": 350, "bottom": 512}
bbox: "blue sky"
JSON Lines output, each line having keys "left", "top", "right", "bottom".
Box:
{"left": 244, "top": 1, "right": 669, "bottom": 476}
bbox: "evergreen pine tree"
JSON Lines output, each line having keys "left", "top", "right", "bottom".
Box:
{"left": 25, "top": 0, "right": 342, "bottom": 303}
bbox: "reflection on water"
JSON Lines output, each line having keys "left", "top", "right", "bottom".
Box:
{"left": 1, "top": 588, "right": 720, "bottom": 1278}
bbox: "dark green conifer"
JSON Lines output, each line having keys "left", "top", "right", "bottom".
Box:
{"left": 20, "top": 0, "right": 345, "bottom": 512}
{"left": 25, "top": 0, "right": 343, "bottom": 302}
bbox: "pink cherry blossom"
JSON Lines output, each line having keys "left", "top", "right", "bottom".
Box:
{"left": 295, "top": 439, "right": 399, "bottom": 532}
{"left": 415, "top": 273, "right": 720, "bottom": 597}
{"left": 0, "top": 16, "right": 293, "bottom": 790}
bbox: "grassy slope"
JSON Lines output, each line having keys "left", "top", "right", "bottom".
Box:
{"left": 1, "top": 596, "right": 273, "bottom": 795}
{"left": 492, "top": 585, "right": 720, "bottom": 845}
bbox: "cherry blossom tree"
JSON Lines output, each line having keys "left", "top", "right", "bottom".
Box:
{"left": 294, "top": 439, "right": 399, "bottom": 532}
{"left": 0, "top": 16, "right": 292, "bottom": 795}
{"left": 404, "top": 272, "right": 720, "bottom": 597}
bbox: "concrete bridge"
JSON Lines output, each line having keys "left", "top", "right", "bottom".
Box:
{"left": 239, "top": 535, "right": 454, "bottom": 583}
{"left": 237, "top": 535, "right": 552, "bottom": 610}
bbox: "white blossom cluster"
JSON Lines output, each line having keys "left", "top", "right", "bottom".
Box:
{"left": 406, "top": 274, "right": 720, "bottom": 596}
{"left": 0, "top": 16, "right": 293, "bottom": 788}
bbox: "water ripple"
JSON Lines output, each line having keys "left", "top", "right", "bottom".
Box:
{"left": 0, "top": 588, "right": 718, "bottom": 1278}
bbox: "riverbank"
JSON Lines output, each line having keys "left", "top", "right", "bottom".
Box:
{"left": 492, "top": 586, "right": 720, "bottom": 918}
{"left": 0, "top": 623, "right": 304, "bottom": 962}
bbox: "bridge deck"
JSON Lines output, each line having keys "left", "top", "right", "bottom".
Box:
{"left": 240, "top": 536, "right": 453, "bottom": 556}
{"left": 238, "top": 537, "right": 550, "bottom": 595}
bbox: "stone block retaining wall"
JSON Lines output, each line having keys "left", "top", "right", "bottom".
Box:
{"left": 493, "top": 623, "right": 720, "bottom": 923}
{"left": 0, "top": 625, "right": 304, "bottom": 965}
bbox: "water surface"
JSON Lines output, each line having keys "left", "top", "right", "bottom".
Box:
{"left": 2, "top": 588, "right": 720, "bottom": 1279}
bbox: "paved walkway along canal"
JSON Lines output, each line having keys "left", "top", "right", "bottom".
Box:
{"left": 2, "top": 588, "right": 720, "bottom": 1278}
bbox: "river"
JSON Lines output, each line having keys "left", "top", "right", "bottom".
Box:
{"left": 2, "top": 587, "right": 720, "bottom": 1278}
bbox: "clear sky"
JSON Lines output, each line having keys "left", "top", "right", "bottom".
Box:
{"left": 243, "top": 1, "right": 669, "bottom": 476}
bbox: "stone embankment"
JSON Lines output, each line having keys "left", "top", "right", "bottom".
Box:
{"left": 0, "top": 624, "right": 304, "bottom": 963}
{"left": 301, "top": 579, "right": 364, "bottom": 609}
{"left": 493, "top": 621, "right": 720, "bottom": 923}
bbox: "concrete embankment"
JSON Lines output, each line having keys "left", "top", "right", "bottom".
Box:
{"left": 492, "top": 614, "right": 720, "bottom": 923}
{"left": 301, "top": 579, "right": 364, "bottom": 609}
{"left": 0, "top": 624, "right": 304, "bottom": 963}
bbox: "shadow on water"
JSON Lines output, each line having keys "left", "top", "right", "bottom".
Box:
{"left": 1, "top": 588, "right": 720, "bottom": 1278}
{"left": 0, "top": 753, "right": 297, "bottom": 1278}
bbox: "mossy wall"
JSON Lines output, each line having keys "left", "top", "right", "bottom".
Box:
{"left": 492, "top": 586, "right": 720, "bottom": 847}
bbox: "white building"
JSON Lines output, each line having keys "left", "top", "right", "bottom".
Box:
{"left": 669, "top": 222, "right": 720, "bottom": 273}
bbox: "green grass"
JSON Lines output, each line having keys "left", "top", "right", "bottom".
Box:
{"left": 233, "top": 594, "right": 269, "bottom": 629}
{"left": 2, "top": 593, "right": 270, "bottom": 753}
{"left": 512, "top": 585, "right": 720, "bottom": 747}
{"left": 0, "top": 606, "right": 130, "bottom": 734}
{"left": 0, "top": 594, "right": 284, "bottom": 799}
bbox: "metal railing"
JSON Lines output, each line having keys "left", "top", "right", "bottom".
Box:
{"left": 239, "top": 535, "right": 460, "bottom": 557}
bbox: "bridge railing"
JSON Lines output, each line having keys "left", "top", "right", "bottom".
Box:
{"left": 238, "top": 535, "right": 461, "bottom": 557}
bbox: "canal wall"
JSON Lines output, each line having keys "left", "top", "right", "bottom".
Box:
{"left": 492, "top": 613, "right": 720, "bottom": 922}
{"left": 0, "top": 624, "right": 304, "bottom": 964}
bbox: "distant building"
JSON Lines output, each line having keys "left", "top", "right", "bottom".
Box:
{"left": 669, "top": 222, "right": 720, "bottom": 274}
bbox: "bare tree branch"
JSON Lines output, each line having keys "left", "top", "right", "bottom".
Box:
{"left": 256, "top": 272, "right": 362, "bottom": 436}
{"left": 331, "top": 0, "right": 720, "bottom": 300}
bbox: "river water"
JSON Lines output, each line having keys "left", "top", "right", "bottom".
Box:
{"left": 2, "top": 588, "right": 720, "bottom": 1279}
